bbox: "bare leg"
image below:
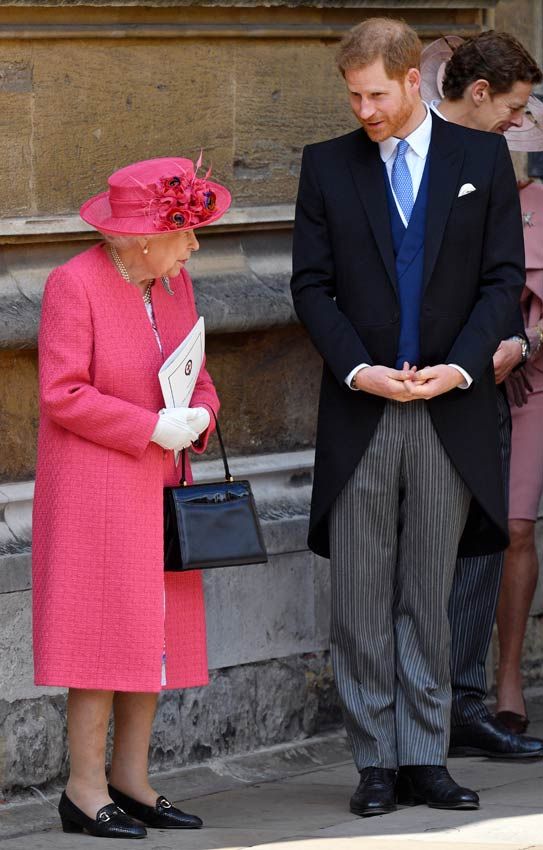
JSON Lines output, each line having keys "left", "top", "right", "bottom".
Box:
{"left": 108, "top": 692, "right": 159, "bottom": 806}
{"left": 65, "top": 688, "right": 114, "bottom": 817}
{"left": 496, "top": 519, "right": 539, "bottom": 715}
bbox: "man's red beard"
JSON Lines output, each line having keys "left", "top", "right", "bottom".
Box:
{"left": 358, "top": 94, "right": 414, "bottom": 142}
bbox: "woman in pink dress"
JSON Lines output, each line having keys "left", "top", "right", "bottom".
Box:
{"left": 32, "top": 157, "right": 230, "bottom": 839}
{"left": 497, "top": 179, "right": 543, "bottom": 733}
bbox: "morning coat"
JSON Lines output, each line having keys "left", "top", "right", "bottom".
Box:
{"left": 32, "top": 244, "right": 219, "bottom": 692}
{"left": 291, "top": 112, "right": 525, "bottom": 560}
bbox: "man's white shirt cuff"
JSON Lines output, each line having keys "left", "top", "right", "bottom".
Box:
{"left": 448, "top": 364, "right": 472, "bottom": 389}
{"left": 346, "top": 364, "right": 371, "bottom": 390}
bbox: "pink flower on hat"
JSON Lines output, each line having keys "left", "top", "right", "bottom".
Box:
{"left": 150, "top": 155, "right": 218, "bottom": 231}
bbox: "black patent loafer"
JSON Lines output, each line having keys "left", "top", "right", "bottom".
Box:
{"left": 449, "top": 714, "right": 543, "bottom": 759}
{"left": 108, "top": 784, "right": 203, "bottom": 829}
{"left": 349, "top": 767, "right": 397, "bottom": 817}
{"left": 396, "top": 765, "right": 479, "bottom": 810}
{"left": 58, "top": 792, "right": 147, "bottom": 838}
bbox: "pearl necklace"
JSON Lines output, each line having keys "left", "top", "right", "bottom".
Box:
{"left": 109, "top": 245, "right": 154, "bottom": 303}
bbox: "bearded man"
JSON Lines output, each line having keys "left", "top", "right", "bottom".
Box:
{"left": 291, "top": 18, "right": 525, "bottom": 816}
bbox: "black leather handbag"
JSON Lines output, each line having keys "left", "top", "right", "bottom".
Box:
{"left": 163, "top": 415, "right": 268, "bottom": 571}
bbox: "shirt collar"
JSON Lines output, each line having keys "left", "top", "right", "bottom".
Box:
{"left": 430, "top": 99, "right": 448, "bottom": 121}
{"left": 379, "top": 103, "right": 433, "bottom": 164}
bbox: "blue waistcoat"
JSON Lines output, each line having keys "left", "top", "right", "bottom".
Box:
{"left": 383, "top": 156, "right": 430, "bottom": 368}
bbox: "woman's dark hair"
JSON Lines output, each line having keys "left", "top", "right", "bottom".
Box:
{"left": 442, "top": 30, "right": 542, "bottom": 100}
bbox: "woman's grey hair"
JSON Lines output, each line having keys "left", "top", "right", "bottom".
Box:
{"left": 100, "top": 233, "right": 143, "bottom": 249}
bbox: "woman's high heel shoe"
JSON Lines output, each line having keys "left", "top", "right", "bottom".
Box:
{"left": 58, "top": 792, "right": 147, "bottom": 839}
{"left": 108, "top": 784, "right": 203, "bottom": 829}
{"left": 495, "top": 709, "right": 530, "bottom": 734}
{"left": 496, "top": 694, "right": 530, "bottom": 734}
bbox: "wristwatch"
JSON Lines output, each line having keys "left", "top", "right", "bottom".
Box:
{"left": 510, "top": 334, "right": 530, "bottom": 364}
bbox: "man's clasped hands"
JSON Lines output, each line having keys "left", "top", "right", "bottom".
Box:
{"left": 354, "top": 362, "right": 464, "bottom": 401}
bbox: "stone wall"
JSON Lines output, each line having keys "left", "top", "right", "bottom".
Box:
{"left": 2, "top": 0, "right": 542, "bottom": 796}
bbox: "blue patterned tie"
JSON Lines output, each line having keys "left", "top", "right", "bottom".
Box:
{"left": 391, "top": 139, "right": 414, "bottom": 223}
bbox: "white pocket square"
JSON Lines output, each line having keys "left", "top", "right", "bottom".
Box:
{"left": 458, "top": 183, "right": 476, "bottom": 197}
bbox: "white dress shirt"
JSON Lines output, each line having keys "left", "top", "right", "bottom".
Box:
{"left": 346, "top": 104, "right": 472, "bottom": 389}
{"left": 379, "top": 103, "right": 433, "bottom": 227}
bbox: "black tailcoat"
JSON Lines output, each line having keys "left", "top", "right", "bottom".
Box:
{"left": 291, "top": 113, "right": 525, "bottom": 559}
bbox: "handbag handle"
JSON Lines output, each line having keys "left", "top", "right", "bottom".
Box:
{"left": 181, "top": 409, "right": 233, "bottom": 486}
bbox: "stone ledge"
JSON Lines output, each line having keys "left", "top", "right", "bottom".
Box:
{"left": 0, "top": 481, "right": 34, "bottom": 556}
{"left": 0, "top": 205, "right": 294, "bottom": 241}
{"left": 0, "top": 1, "right": 500, "bottom": 8}
{"left": 0, "top": 21, "right": 485, "bottom": 38}
{"left": 0, "top": 227, "right": 297, "bottom": 348}
{"left": 0, "top": 449, "right": 315, "bottom": 594}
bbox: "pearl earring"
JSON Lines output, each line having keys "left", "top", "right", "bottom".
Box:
{"left": 143, "top": 245, "right": 149, "bottom": 255}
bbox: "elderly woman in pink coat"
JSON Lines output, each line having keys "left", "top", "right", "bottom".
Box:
{"left": 496, "top": 180, "right": 543, "bottom": 733}
{"left": 32, "top": 156, "right": 230, "bottom": 839}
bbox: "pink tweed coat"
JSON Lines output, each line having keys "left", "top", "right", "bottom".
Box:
{"left": 32, "top": 244, "right": 219, "bottom": 692}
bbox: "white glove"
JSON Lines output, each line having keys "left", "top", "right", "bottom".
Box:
{"left": 187, "top": 406, "right": 210, "bottom": 436}
{"left": 150, "top": 407, "right": 208, "bottom": 451}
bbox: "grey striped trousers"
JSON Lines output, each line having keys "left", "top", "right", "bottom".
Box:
{"left": 449, "top": 389, "right": 511, "bottom": 725}
{"left": 329, "top": 400, "right": 471, "bottom": 769}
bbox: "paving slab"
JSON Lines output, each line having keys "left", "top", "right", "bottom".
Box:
{"left": 301, "top": 804, "right": 543, "bottom": 843}
{"left": 481, "top": 776, "right": 543, "bottom": 806}
{"left": 443, "top": 754, "right": 543, "bottom": 791}
{"left": 183, "top": 780, "right": 351, "bottom": 831}
{"left": 281, "top": 763, "right": 358, "bottom": 787}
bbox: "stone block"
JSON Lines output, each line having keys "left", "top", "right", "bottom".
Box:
{"left": 495, "top": 0, "right": 542, "bottom": 62}
{"left": 0, "top": 696, "right": 67, "bottom": 793}
{"left": 0, "top": 351, "right": 38, "bottom": 483}
{"left": 30, "top": 39, "right": 235, "bottom": 215}
{"left": 190, "top": 230, "right": 297, "bottom": 334}
{"left": 205, "top": 326, "right": 320, "bottom": 460}
{"left": 260, "top": 514, "right": 310, "bottom": 556}
{"left": 0, "top": 591, "right": 61, "bottom": 707}
{"left": 150, "top": 651, "right": 341, "bottom": 777}
{"left": 0, "top": 49, "right": 33, "bottom": 217}
{"left": 232, "top": 40, "right": 353, "bottom": 205}
{"left": 205, "top": 549, "right": 328, "bottom": 670}
{"left": 0, "top": 553, "right": 31, "bottom": 594}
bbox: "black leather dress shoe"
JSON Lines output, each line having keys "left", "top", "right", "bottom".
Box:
{"left": 349, "top": 767, "right": 397, "bottom": 817}
{"left": 449, "top": 714, "right": 543, "bottom": 759}
{"left": 396, "top": 766, "right": 479, "bottom": 810}
{"left": 58, "top": 792, "right": 147, "bottom": 838}
{"left": 108, "top": 784, "right": 203, "bottom": 829}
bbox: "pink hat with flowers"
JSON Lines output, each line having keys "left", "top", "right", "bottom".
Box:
{"left": 80, "top": 154, "right": 231, "bottom": 235}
